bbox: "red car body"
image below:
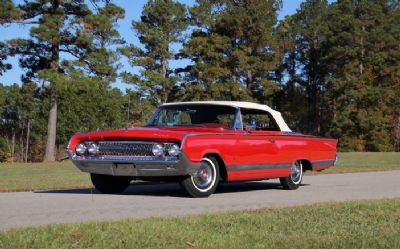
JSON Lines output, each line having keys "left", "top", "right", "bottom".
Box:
{"left": 67, "top": 101, "right": 338, "bottom": 197}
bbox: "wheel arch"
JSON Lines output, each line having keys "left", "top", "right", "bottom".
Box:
{"left": 297, "top": 159, "right": 312, "bottom": 172}
{"left": 202, "top": 153, "right": 228, "bottom": 182}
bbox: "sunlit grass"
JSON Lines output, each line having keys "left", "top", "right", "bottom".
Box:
{"left": 309, "top": 152, "right": 400, "bottom": 174}
{"left": 0, "top": 161, "right": 91, "bottom": 192}
{"left": 0, "top": 198, "right": 399, "bottom": 249}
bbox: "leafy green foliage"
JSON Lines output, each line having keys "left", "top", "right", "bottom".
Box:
{"left": 276, "top": 0, "right": 400, "bottom": 151}
{"left": 0, "top": 0, "right": 128, "bottom": 161}
{"left": 180, "top": 0, "right": 282, "bottom": 103}
{"left": 121, "top": 0, "right": 188, "bottom": 104}
{"left": 323, "top": 0, "right": 400, "bottom": 151}
{"left": 81, "top": 2, "right": 125, "bottom": 81}
{"left": 0, "top": 82, "right": 39, "bottom": 162}
{"left": 0, "top": 0, "right": 20, "bottom": 24}
{"left": 56, "top": 71, "right": 125, "bottom": 145}
{"left": 276, "top": 0, "right": 330, "bottom": 134}
{"left": 0, "top": 42, "right": 12, "bottom": 75}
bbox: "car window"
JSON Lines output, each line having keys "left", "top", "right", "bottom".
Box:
{"left": 241, "top": 109, "right": 279, "bottom": 131}
{"left": 217, "top": 114, "right": 235, "bottom": 127}
{"left": 156, "top": 110, "right": 192, "bottom": 126}
{"left": 148, "top": 105, "right": 237, "bottom": 129}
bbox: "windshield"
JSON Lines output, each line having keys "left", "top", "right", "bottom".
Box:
{"left": 147, "top": 105, "right": 237, "bottom": 129}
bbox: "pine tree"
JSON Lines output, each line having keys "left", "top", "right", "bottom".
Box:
{"left": 180, "top": 0, "right": 282, "bottom": 103}
{"left": 275, "top": 15, "right": 307, "bottom": 131}
{"left": 179, "top": 0, "right": 240, "bottom": 101}
{"left": 0, "top": 0, "right": 20, "bottom": 74}
{"left": 293, "top": 0, "right": 329, "bottom": 134}
{"left": 0, "top": 42, "right": 11, "bottom": 75}
{"left": 324, "top": 0, "right": 400, "bottom": 151}
{"left": 275, "top": 0, "right": 329, "bottom": 134}
{"left": 80, "top": 1, "right": 125, "bottom": 82}
{"left": 387, "top": 0, "right": 400, "bottom": 151}
{"left": 1, "top": 0, "right": 125, "bottom": 161}
{"left": 121, "top": 0, "right": 188, "bottom": 105}
{"left": 0, "top": 0, "right": 90, "bottom": 161}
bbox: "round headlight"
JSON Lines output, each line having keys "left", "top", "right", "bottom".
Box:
{"left": 87, "top": 142, "right": 98, "bottom": 155}
{"left": 75, "top": 143, "right": 87, "bottom": 155}
{"left": 152, "top": 143, "right": 164, "bottom": 157}
{"left": 167, "top": 144, "right": 180, "bottom": 156}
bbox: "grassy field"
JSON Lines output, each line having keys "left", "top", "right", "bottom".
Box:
{"left": 0, "top": 162, "right": 91, "bottom": 192}
{"left": 307, "top": 152, "right": 400, "bottom": 174}
{"left": 0, "top": 198, "right": 399, "bottom": 249}
{"left": 0, "top": 152, "right": 399, "bottom": 192}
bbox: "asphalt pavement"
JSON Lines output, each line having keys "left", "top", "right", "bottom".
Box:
{"left": 1, "top": 170, "right": 399, "bottom": 230}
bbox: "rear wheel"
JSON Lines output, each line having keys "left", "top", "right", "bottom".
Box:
{"left": 280, "top": 161, "right": 303, "bottom": 190}
{"left": 180, "top": 157, "right": 220, "bottom": 198}
{"left": 90, "top": 173, "right": 131, "bottom": 194}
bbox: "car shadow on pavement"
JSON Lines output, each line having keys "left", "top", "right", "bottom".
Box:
{"left": 35, "top": 181, "right": 309, "bottom": 197}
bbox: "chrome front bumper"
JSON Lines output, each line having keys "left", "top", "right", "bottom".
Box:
{"left": 68, "top": 150, "right": 201, "bottom": 177}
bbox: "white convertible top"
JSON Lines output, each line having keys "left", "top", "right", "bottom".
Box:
{"left": 162, "top": 101, "right": 292, "bottom": 132}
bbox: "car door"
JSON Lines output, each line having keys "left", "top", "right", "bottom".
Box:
{"left": 230, "top": 108, "right": 283, "bottom": 181}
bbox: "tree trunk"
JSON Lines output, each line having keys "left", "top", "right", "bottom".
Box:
{"left": 246, "top": 69, "right": 253, "bottom": 90}
{"left": 162, "top": 59, "right": 168, "bottom": 103}
{"left": 25, "top": 119, "right": 31, "bottom": 163}
{"left": 43, "top": 0, "right": 60, "bottom": 162}
{"left": 246, "top": 47, "right": 253, "bottom": 90}
{"left": 359, "top": 25, "right": 365, "bottom": 76}
{"left": 44, "top": 88, "right": 57, "bottom": 162}
{"left": 20, "top": 124, "right": 24, "bottom": 162}
{"left": 11, "top": 130, "right": 15, "bottom": 163}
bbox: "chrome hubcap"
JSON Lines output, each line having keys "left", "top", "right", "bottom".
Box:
{"left": 291, "top": 161, "right": 302, "bottom": 184}
{"left": 193, "top": 161, "right": 214, "bottom": 189}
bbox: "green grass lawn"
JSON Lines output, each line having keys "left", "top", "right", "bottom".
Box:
{"left": 0, "top": 198, "right": 399, "bottom": 249}
{"left": 0, "top": 152, "right": 399, "bottom": 192}
{"left": 0, "top": 161, "right": 92, "bottom": 192}
{"left": 308, "top": 152, "right": 400, "bottom": 174}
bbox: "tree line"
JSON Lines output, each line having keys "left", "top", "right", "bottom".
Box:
{"left": 0, "top": 0, "right": 399, "bottom": 162}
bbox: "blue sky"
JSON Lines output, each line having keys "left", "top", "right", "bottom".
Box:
{"left": 0, "top": 0, "right": 318, "bottom": 91}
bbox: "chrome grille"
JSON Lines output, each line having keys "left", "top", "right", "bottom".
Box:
{"left": 98, "top": 141, "right": 154, "bottom": 157}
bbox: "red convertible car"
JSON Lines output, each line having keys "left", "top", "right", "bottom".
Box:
{"left": 67, "top": 101, "right": 338, "bottom": 197}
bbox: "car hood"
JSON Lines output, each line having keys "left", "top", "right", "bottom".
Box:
{"left": 71, "top": 127, "right": 187, "bottom": 142}
{"left": 68, "top": 126, "right": 230, "bottom": 149}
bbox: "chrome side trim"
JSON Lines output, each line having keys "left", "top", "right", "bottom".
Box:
{"left": 180, "top": 133, "right": 192, "bottom": 150}
{"left": 311, "top": 159, "right": 336, "bottom": 166}
{"left": 227, "top": 163, "right": 292, "bottom": 172}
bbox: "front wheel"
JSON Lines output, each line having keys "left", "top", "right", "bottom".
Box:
{"left": 280, "top": 161, "right": 303, "bottom": 190}
{"left": 90, "top": 173, "right": 131, "bottom": 194}
{"left": 180, "top": 157, "right": 220, "bottom": 198}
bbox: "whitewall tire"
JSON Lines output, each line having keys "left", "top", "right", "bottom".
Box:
{"left": 180, "top": 157, "right": 220, "bottom": 197}
{"left": 280, "top": 160, "right": 303, "bottom": 190}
